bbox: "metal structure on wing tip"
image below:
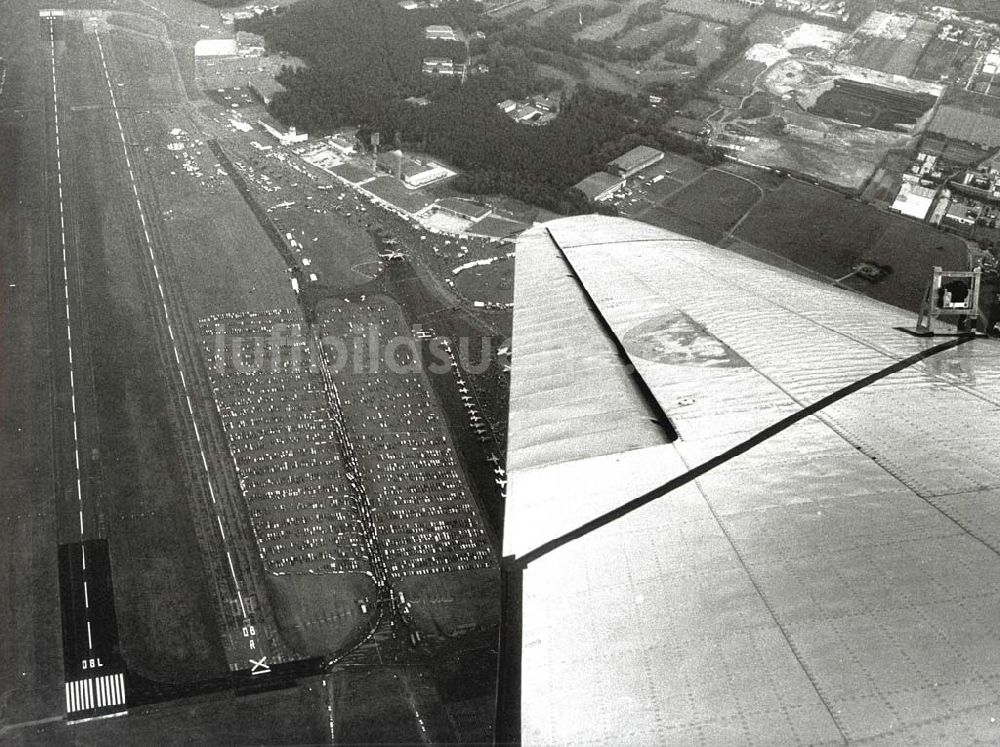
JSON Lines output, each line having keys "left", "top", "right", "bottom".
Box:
{"left": 915, "top": 266, "right": 982, "bottom": 335}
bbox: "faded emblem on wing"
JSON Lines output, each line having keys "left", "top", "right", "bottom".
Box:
{"left": 622, "top": 312, "right": 748, "bottom": 367}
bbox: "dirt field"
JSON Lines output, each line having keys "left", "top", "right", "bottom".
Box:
{"left": 735, "top": 180, "right": 969, "bottom": 312}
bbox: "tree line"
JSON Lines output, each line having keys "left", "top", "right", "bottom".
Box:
{"left": 245, "top": 0, "right": 724, "bottom": 213}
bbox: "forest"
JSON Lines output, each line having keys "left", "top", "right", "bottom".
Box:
{"left": 243, "top": 0, "right": 724, "bottom": 213}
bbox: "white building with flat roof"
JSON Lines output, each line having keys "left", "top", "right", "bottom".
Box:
{"left": 890, "top": 182, "right": 936, "bottom": 220}
{"left": 195, "top": 38, "right": 238, "bottom": 57}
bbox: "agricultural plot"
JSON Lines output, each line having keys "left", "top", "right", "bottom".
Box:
{"left": 735, "top": 180, "right": 968, "bottom": 312}
{"left": 847, "top": 19, "right": 936, "bottom": 77}
{"left": 913, "top": 38, "right": 970, "bottom": 82}
{"left": 928, "top": 104, "right": 1000, "bottom": 149}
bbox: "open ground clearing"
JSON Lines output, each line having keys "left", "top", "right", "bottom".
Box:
{"left": 735, "top": 180, "right": 969, "bottom": 311}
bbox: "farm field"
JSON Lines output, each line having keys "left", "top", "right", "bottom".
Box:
{"left": 847, "top": 19, "right": 936, "bottom": 77}
{"left": 735, "top": 180, "right": 969, "bottom": 312}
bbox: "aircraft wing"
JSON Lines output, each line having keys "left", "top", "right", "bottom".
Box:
{"left": 502, "top": 215, "right": 1000, "bottom": 743}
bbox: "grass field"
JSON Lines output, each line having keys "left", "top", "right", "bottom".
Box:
{"left": 735, "top": 180, "right": 968, "bottom": 312}
{"left": 658, "top": 169, "right": 763, "bottom": 241}
{"left": 266, "top": 574, "right": 375, "bottom": 657}
{"left": 330, "top": 666, "right": 455, "bottom": 743}
{"left": 452, "top": 257, "right": 515, "bottom": 305}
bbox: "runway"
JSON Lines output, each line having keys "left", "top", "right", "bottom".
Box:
{"left": 42, "top": 11, "right": 274, "bottom": 714}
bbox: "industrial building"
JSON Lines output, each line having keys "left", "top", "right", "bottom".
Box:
{"left": 422, "top": 57, "right": 465, "bottom": 76}
{"left": 606, "top": 144, "right": 664, "bottom": 178}
{"left": 890, "top": 178, "right": 937, "bottom": 220}
{"left": 425, "top": 24, "right": 457, "bottom": 40}
{"left": 377, "top": 150, "right": 452, "bottom": 188}
{"left": 248, "top": 75, "right": 286, "bottom": 106}
{"left": 236, "top": 31, "right": 265, "bottom": 56}
{"left": 572, "top": 172, "right": 625, "bottom": 202}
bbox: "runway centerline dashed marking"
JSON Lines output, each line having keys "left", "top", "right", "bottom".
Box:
{"left": 48, "top": 18, "right": 94, "bottom": 656}
{"left": 91, "top": 30, "right": 255, "bottom": 645}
